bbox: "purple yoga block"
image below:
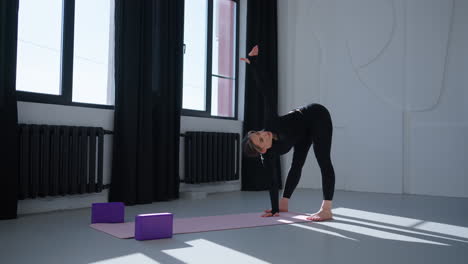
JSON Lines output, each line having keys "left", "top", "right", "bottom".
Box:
{"left": 91, "top": 202, "right": 125, "bottom": 224}
{"left": 135, "top": 213, "right": 173, "bottom": 241}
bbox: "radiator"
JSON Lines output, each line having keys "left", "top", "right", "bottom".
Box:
{"left": 17, "top": 124, "right": 110, "bottom": 199}
{"left": 182, "top": 131, "right": 240, "bottom": 184}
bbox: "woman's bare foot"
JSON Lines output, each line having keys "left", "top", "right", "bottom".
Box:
{"left": 264, "top": 197, "right": 289, "bottom": 213}
{"left": 306, "top": 209, "right": 333, "bottom": 221}
{"left": 307, "top": 200, "right": 333, "bottom": 221}
{"left": 279, "top": 197, "right": 289, "bottom": 212}
{"left": 261, "top": 212, "right": 280, "bottom": 217}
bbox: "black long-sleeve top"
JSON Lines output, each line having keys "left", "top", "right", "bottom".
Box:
{"left": 247, "top": 55, "right": 311, "bottom": 215}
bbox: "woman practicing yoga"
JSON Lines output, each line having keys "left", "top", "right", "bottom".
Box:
{"left": 241, "top": 45, "right": 335, "bottom": 221}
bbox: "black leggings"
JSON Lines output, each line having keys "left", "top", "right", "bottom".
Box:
{"left": 283, "top": 104, "right": 335, "bottom": 201}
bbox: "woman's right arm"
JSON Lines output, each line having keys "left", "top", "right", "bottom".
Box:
{"left": 244, "top": 46, "right": 278, "bottom": 123}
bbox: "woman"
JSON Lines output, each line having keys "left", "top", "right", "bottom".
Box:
{"left": 241, "top": 45, "right": 335, "bottom": 221}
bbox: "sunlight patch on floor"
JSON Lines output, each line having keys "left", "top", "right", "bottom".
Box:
{"left": 414, "top": 221, "right": 468, "bottom": 239}
{"left": 332, "top": 207, "right": 423, "bottom": 227}
{"left": 277, "top": 219, "right": 358, "bottom": 241}
{"left": 163, "top": 239, "right": 270, "bottom": 264}
{"left": 333, "top": 216, "right": 468, "bottom": 244}
{"left": 89, "top": 253, "right": 161, "bottom": 264}
{"left": 314, "top": 221, "right": 449, "bottom": 246}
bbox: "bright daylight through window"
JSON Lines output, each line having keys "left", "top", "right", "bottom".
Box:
{"left": 16, "top": 0, "right": 115, "bottom": 107}
{"left": 182, "top": 0, "right": 238, "bottom": 118}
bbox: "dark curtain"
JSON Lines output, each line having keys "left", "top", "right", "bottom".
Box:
{"left": 109, "top": 0, "right": 184, "bottom": 205}
{"left": 242, "top": 0, "right": 282, "bottom": 191}
{"left": 0, "top": 0, "right": 20, "bottom": 220}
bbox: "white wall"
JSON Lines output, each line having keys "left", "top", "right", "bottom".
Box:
{"left": 277, "top": 0, "right": 468, "bottom": 197}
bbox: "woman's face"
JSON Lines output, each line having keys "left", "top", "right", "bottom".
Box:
{"left": 249, "top": 131, "right": 273, "bottom": 154}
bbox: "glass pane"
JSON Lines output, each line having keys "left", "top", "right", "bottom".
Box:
{"left": 211, "top": 76, "right": 235, "bottom": 117}
{"left": 182, "top": 0, "right": 208, "bottom": 111}
{"left": 212, "top": 0, "right": 236, "bottom": 78}
{"left": 72, "top": 0, "right": 113, "bottom": 105}
{"left": 16, "top": 0, "right": 62, "bottom": 95}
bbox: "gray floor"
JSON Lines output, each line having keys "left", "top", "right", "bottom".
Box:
{"left": 1, "top": 189, "right": 467, "bottom": 264}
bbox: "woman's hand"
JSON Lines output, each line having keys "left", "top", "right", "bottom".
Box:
{"left": 240, "top": 57, "right": 250, "bottom": 64}
{"left": 248, "top": 45, "right": 259, "bottom": 56}
{"left": 240, "top": 45, "right": 259, "bottom": 64}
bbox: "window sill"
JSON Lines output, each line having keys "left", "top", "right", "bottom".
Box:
{"left": 182, "top": 109, "right": 238, "bottom": 120}
{"left": 17, "top": 92, "right": 114, "bottom": 110}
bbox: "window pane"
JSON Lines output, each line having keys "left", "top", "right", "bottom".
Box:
{"left": 72, "top": 0, "right": 114, "bottom": 105}
{"left": 183, "top": 0, "right": 208, "bottom": 111}
{"left": 211, "top": 77, "right": 235, "bottom": 117}
{"left": 16, "top": 0, "right": 62, "bottom": 95}
{"left": 212, "top": 0, "right": 236, "bottom": 78}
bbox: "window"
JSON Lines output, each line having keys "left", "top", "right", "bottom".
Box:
{"left": 16, "top": 0, "right": 62, "bottom": 96}
{"left": 182, "top": 0, "right": 239, "bottom": 118}
{"left": 16, "top": 0, "right": 115, "bottom": 109}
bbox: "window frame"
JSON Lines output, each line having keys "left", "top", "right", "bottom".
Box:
{"left": 16, "top": 0, "right": 114, "bottom": 110}
{"left": 181, "top": 0, "right": 240, "bottom": 120}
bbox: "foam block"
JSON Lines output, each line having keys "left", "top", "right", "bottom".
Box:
{"left": 135, "top": 213, "right": 173, "bottom": 240}
{"left": 91, "top": 202, "right": 125, "bottom": 224}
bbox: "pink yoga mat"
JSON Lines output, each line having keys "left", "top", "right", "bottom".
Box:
{"left": 90, "top": 212, "right": 311, "bottom": 238}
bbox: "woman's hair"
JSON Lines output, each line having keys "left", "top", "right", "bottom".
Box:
{"left": 242, "top": 131, "right": 261, "bottom": 158}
